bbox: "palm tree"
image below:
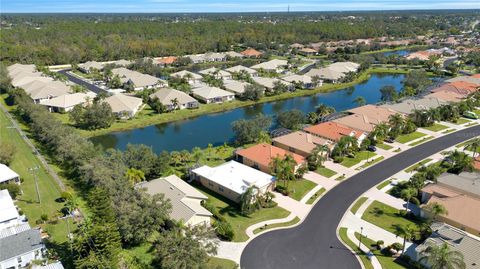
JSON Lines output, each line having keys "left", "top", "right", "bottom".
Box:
{"left": 400, "top": 188, "right": 418, "bottom": 213}
{"left": 423, "top": 202, "right": 448, "bottom": 222}
{"left": 388, "top": 113, "right": 405, "bottom": 138}
{"left": 239, "top": 186, "right": 261, "bottom": 215}
{"left": 395, "top": 224, "right": 417, "bottom": 253}
{"left": 464, "top": 138, "right": 480, "bottom": 157}
{"left": 315, "top": 104, "right": 335, "bottom": 119}
{"left": 419, "top": 243, "right": 466, "bottom": 269}
{"left": 170, "top": 98, "right": 179, "bottom": 110}
{"left": 125, "top": 167, "right": 146, "bottom": 186}
{"left": 191, "top": 147, "right": 205, "bottom": 164}
{"left": 353, "top": 96, "right": 366, "bottom": 107}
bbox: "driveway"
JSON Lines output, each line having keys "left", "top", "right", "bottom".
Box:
{"left": 58, "top": 69, "right": 107, "bottom": 94}
{"left": 240, "top": 125, "right": 480, "bottom": 269}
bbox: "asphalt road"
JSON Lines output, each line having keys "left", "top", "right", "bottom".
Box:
{"left": 58, "top": 69, "right": 107, "bottom": 94}
{"left": 240, "top": 125, "right": 480, "bottom": 269}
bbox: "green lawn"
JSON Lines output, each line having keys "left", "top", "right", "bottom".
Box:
{"left": 335, "top": 175, "right": 346, "bottom": 181}
{"left": 288, "top": 179, "right": 318, "bottom": 201}
{"left": 452, "top": 118, "right": 471, "bottom": 125}
{"left": 355, "top": 233, "right": 413, "bottom": 269}
{"left": 441, "top": 129, "right": 455, "bottom": 134}
{"left": 341, "top": 151, "right": 377, "bottom": 168}
{"left": 376, "top": 143, "right": 393, "bottom": 150}
{"left": 408, "top": 136, "right": 433, "bottom": 146}
{"left": 338, "top": 228, "right": 374, "bottom": 269}
{"left": 376, "top": 180, "right": 392, "bottom": 190}
{"left": 395, "top": 131, "right": 427, "bottom": 144}
{"left": 423, "top": 123, "right": 448, "bottom": 132}
{"left": 206, "top": 257, "right": 238, "bottom": 269}
{"left": 315, "top": 167, "right": 337, "bottom": 178}
{"left": 306, "top": 188, "right": 326, "bottom": 205}
{"left": 474, "top": 109, "right": 480, "bottom": 116}
{"left": 358, "top": 156, "right": 385, "bottom": 169}
{"left": 195, "top": 184, "right": 290, "bottom": 242}
{"left": 350, "top": 197, "right": 368, "bottom": 214}
{"left": 361, "top": 201, "right": 422, "bottom": 235}
{"left": 253, "top": 217, "right": 300, "bottom": 234}
{"left": 405, "top": 158, "right": 432, "bottom": 173}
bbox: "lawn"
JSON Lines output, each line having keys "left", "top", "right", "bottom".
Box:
{"left": 376, "top": 180, "right": 392, "bottom": 190}
{"left": 315, "top": 167, "right": 337, "bottom": 178}
{"left": 355, "top": 233, "right": 413, "bottom": 269}
{"left": 0, "top": 104, "right": 73, "bottom": 244}
{"left": 395, "top": 131, "right": 427, "bottom": 144}
{"left": 361, "top": 201, "right": 422, "bottom": 235}
{"left": 288, "top": 179, "right": 318, "bottom": 201}
{"left": 350, "top": 197, "right": 368, "bottom": 214}
{"left": 405, "top": 158, "right": 432, "bottom": 173}
{"left": 206, "top": 257, "right": 238, "bottom": 269}
{"left": 338, "top": 228, "right": 374, "bottom": 269}
{"left": 423, "top": 123, "right": 448, "bottom": 132}
{"left": 195, "top": 184, "right": 290, "bottom": 242}
{"left": 358, "top": 156, "right": 385, "bottom": 169}
{"left": 452, "top": 118, "right": 471, "bottom": 125}
{"left": 253, "top": 217, "right": 300, "bottom": 234}
{"left": 441, "top": 129, "right": 455, "bottom": 134}
{"left": 376, "top": 143, "right": 393, "bottom": 150}
{"left": 306, "top": 187, "right": 326, "bottom": 205}
{"left": 408, "top": 136, "right": 433, "bottom": 146}
{"left": 341, "top": 151, "right": 377, "bottom": 168}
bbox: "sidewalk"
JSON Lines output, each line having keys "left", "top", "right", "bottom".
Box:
{"left": 346, "top": 229, "right": 382, "bottom": 269}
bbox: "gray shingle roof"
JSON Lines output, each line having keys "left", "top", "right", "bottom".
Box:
{"left": 0, "top": 228, "right": 44, "bottom": 262}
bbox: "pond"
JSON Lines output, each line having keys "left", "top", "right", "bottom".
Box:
{"left": 382, "top": 50, "right": 410, "bottom": 57}
{"left": 91, "top": 73, "right": 406, "bottom": 153}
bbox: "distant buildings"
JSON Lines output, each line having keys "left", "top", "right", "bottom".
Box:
{"left": 111, "top": 67, "right": 165, "bottom": 91}
{"left": 149, "top": 88, "right": 199, "bottom": 111}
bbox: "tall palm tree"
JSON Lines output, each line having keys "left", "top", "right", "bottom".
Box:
{"left": 400, "top": 188, "right": 418, "bottom": 213}
{"left": 423, "top": 202, "right": 448, "bottom": 222}
{"left": 388, "top": 113, "right": 405, "bottom": 137}
{"left": 464, "top": 138, "right": 480, "bottom": 157}
{"left": 395, "top": 224, "right": 417, "bottom": 253}
{"left": 125, "top": 167, "right": 146, "bottom": 186}
{"left": 353, "top": 96, "right": 366, "bottom": 107}
{"left": 419, "top": 243, "right": 466, "bottom": 269}
{"left": 315, "top": 104, "right": 335, "bottom": 119}
{"left": 239, "top": 186, "right": 261, "bottom": 215}
{"left": 170, "top": 98, "right": 179, "bottom": 110}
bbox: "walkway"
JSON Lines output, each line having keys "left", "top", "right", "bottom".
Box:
{"left": 57, "top": 69, "right": 107, "bottom": 94}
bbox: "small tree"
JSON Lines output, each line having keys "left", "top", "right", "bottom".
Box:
{"left": 0, "top": 143, "right": 16, "bottom": 165}
{"left": 239, "top": 186, "right": 261, "bottom": 215}
{"left": 419, "top": 243, "right": 466, "bottom": 269}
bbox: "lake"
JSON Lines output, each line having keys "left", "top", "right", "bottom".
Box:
{"left": 382, "top": 50, "right": 410, "bottom": 57}
{"left": 91, "top": 73, "right": 405, "bottom": 153}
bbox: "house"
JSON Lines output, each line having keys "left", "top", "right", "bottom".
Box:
{"left": 7, "top": 64, "right": 36, "bottom": 75}
{"left": 0, "top": 164, "right": 20, "bottom": 185}
{"left": 224, "top": 65, "right": 258, "bottom": 77}
{"left": 39, "top": 92, "right": 96, "bottom": 113}
{"left": 11, "top": 74, "right": 52, "bottom": 89}
{"left": 78, "top": 61, "right": 104, "bottom": 73}
{"left": 305, "top": 68, "right": 345, "bottom": 83}
{"left": 170, "top": 70, "right": 203, "bottom": 85}
{"left": 252, "top": 77, "right": 292, "bottom": 92}
{"left": 149, "top": 88, "right": 199, "bottom": 111}
{"left": 347, "top": 105, "right": 398, "bottom": 124}
{"left": 426, "top": 90, "right": 465, "bottom": 103}
{"left": 104, "top": 94, "right": 143, "bottom": 119}
{"left": 225, "top": 51, "right": 245, "bottom": 59}
{"left": 0, "top": 190, "right": 21, "bottom": 231}
{"left": 156, "top": 56, "right": 177, "bottom": 66}
{"left": 411, "top": 223, "right": 480, "bottom": 269}
{"left": 298, "top": 47, "right": 318, "bottom": 56}
{"left": 251, "top": 59, "right": 288, "bottom": 73}
{"left": 235, "top": 143, "right": 306, "bottom": 174}
{"left": 405, "top": 51, "right": 432, "bottom": 61}
{"left": 111, "top": 68, "right": 165, "bottom": 91}
{"left": 0, "top": 228, "right": 45, "bottom": 269}
{"left": 431, "top": 81, "right": 479, "bottom": 96}
{"left": 281, "top": 74, "right": 317, "bottom": 89}
{"left": 222, "top": 80, "right": 252, "bottom": 95}
{"left": 446, "top": 75, "right": 480, "bottom": 86}
{"left": 289, "top": 43, "right": 304, "bottom": 49}
{"left": 240, "top": 48, "right": 263, "bottom": 58}
{"left": 191, "top": 160, "right": 275, "bottom": 202}
{"left": 381, "top": 97, "right": 447, "bottom": 115}
{"left": 32, "top": 261, "right": 65, "bottom": 269}
{"left": 304, "top": 121, "right": 366, "bottom": 144}
{"left": 328, "top": 62, "right": 360, "bottom": 73}
{"left": 191, "top": 86, "right": 235, "bottom": 104}
{"left": 186, "top": 54, "right": 206, "bottom": 64}
{"left": 272, "top": 131, "right": 332, "bottom": 157}
{"left": 420, "top": 172, "right": 480, "bottom": 235}
{"left": 21, "top": 80, "right": 71, "bottom": 104}
{"left": 204, "top": 52, "right": 227, "bottom": 62}
{"left": 136, "top": 175, "right": 212, "bottom": 226}
{"left": 198, "top": 67, "right": 232, "bottom": 80}
{"left": 112, "top": 59, "right": 132, "bottom": 67}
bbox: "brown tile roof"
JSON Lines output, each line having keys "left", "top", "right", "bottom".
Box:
{"left": 240, "top": 48, "right": 263, "bottom": 57}
{"left": 158, "top": 56, "right": 177, "bottom": 65}
{"left": 236, "top": 143, "right": 305, "bottom": 168}
{"left": 426, "top": 195, "right": 480, "bottom": 233}
{"left": 431, "top": 81, "right": 479, "bottom": 96}
{"left": 304, "top": 122, "right": 364, "bottom": 142}
{"left": 347, "top": 105, "right": 398, "bottom": 124}
{"left": 426, "top": 91, "right": 465, "bottom": 102}
{"left": 272, "top": 131, "right": 331, "bottom": 155}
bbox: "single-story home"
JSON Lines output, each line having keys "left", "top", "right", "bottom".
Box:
{"left": 252, "top": 77, "right": 292, "bottom": 92}
{"left": 224, "top": 51, "right": 245, "bottom": 59}
{"left": 191, "top": 86, "right": 235, "bottom": 104}
{"left": 305, "top": 68, "right": 346, "bottom": 83}
{"left": 240, "top": 48, "right": 263, "bottom": 58}
{"left": 21, "top": 80, "right": 71, "bottom": 104}
{"left": 272, "top": 131, "right": 332, "bottom": 157}
{"left": 156, "top": 56, "right": 177, "bottom": 66}
{"left": 136, "top": 175, "right": 212, "bottom": 226}
{"left": 149, "top": 88, "right": 199, "bottom": 111}
{"left": 0, "top": 164, "right": 20, "bottom": 185}
{"left": 111, "top": 68, "right": 165, "bottom": 91}
{"left": 411, "top": 223, "right": 480, "bottom": 269}
{"left": 170, "top": 70, "right": 203, "bottom": 85}
{"left": 430, "top": 81, "right": 479, "bottom": 96}
{"left": 112, "top": 59, "right": 132, "bottom": 67}
{"left": 198, "top": 67, "right": 232, "bottom": 80}
{"left": 347, "top": 105, "right": 399, "bottom": 124}
{"left": 327, "top": 62, "right": 360, "bottom": 73}
{"left": 186, "top": 54, "right": 207, "bottom": 64}
{"left": 204, "top": 52, "right": 227, "bottom": 62}
{"left": 251, "top": 59, "right": 288, "bottom": 73}
{"left": 191, "top": 160, "right": 275, "bottom": 203}
{"left": 104, "top": 94, "right": 143, "bottom": 119}
{"left": 39, "top": 92, "right": 96, "bottom": 113}
{"left": 222, "top": 80, "right": 252, "bottom": 95}
{"left": 426, "top": 91, "right": 465, "bottom": 103}
{"left": 281, "top": 74, "right": 317, "bottom": 89}
{"left": 304, "top": 121, "right": 366, "bottom": 144}
{"left": 0, "top": 227, "right": 45, "bottom": 269}
{"left": 7, "top": 64, "right": 36, "bottom": 75}
{"left": 78, "top": 61, "right": 104, "bottom": 73}
{"left": 381, "top": 97, "right": 447, "bottom": 115}
{"left": 235, "top": 143, "right": 306, "bottom": 174}
{"left": 224, "top": 65, "right": 258, "bottom": 77}
{"left": 11, "top": 74, "right": 52, "bottom": 89}
{"left": 0, "top": 190, "right": 21, "bottom": 231}
{"left": 298, "top": 47, "right": 318, "bottom": 56}
{"left": 420, "top": 172, "right": 480, "bottom": 235}
{"left": 445, "top": 75, "right": 480, "bottom": 86}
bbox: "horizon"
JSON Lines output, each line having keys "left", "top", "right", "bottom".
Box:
{"left": 2, "top": 0, "right": 480, "bottom": 13}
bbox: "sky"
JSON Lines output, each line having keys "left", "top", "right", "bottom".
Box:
{"left": 1, "top": 0, "right": 479, "bottom": 13}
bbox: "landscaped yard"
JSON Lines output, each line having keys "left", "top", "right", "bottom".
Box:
{"left": 206, "top": 257, "right": 238, "bottom": 269}
{"left": 423, "top": 123, "right": 448, "bottom": 132}
{"left": 355, "top": 233, "right": 412, "bottom": 269}
{"left": 405, "top": 158, "right": 432, "bottom": 173}
{"left": 306, "top": 187, "right": 326, "bottom": 205}
{"left": 452, "top": 118, "right": 471, "bottom": 125}
{"left": 350, "top": 197, "right": 368, "bottom": 214}
{"left": 376, "top": 180, "right": 392, "bottom": 190}
{"left": 287, "top": 179, "right": 318, "bottom": 201}
{"left": 338, "top": 228, "right": 374, "bottom": 269}
{"left": 395, "top": 131, "right": 426, "bottom": 144}
{"left": 376, "top": 143, "right": 393, "bottom": 150}
{"left": 315, "top": 167, "right": 337, "bottom": 178}
{"left": 341, "top": 151, "right": 377, "bottom": 168}
{"left": 195, "top": 184, "right": 290, "bottom": 242}
{"left": 253, "top": 217, "right": 300, "bottom": 234}
{"left": 361, "top": 201, "right": 422, "bottom": 235}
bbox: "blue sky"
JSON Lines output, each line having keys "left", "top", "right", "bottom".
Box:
{"left": 2, "top": 0, "right": 479, "bottom": 13}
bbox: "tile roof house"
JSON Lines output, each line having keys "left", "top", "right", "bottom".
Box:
{"left": 225, "top": 51, "right": 245, "bottom": 59}
{"left": 0, "top": 164, "right": 20, "bottom": 185}
{"left": 192, "top": 86, "right": 235, "bottom": 104}
{"left": 252, "top": 77, "right": 292, "bottom": 91}
{"left": 412, "top": 223, "right": 480, "bottom": 269}
{"left": 0, "top": 228, "right": 45, "bottom": 269}
{"left": 240, "top": 48, "right": 263, "bottom": 58}
{"left": 191, "top": 160, "right": 275, "bottom": 202}
{"left": 333, "top": 114, "right": 378, "bottom": 133}
{"left": 420, "top": 172, "right": 480, "bottom": 235}
{"left": 11, "top": 73, "right": 51, "bottom": 88}
{"left": 0, "top": 190, "right": 21, "bottom": 231}
{"left": 446, "top": 76, "right": 480, "bottom": 86}
{"left": 198, "top": 67, "right": 232, "bottom": 80}
{"left": 22, "top": 81, "right": 71, "bottom": 104}
{"left": 39, "top": 92, "right": 96, "bottom": 113}
{"left": 112, "top": 68, "right": 165, "bottom": 91}
{"left": 347, "top": 105, "right": 398, "bottom": 124}
{"left": 170, "top": 70, "right": 203, "bottom": 85}
{"left": 157, "top": 56, "right": 177, "bottom": 66}
{"left": 79, "top": 61, "right": 104, "bottom": 73}
{"left": 281, "top": 74, "right": 317, "bottom": 89}
{"left": 224, "top": 65, "right": 258, "bottom": 77}
{"left": 304, "top": 121, "right": 366, "bottom": 144}
{"left": 298, "top": 47, "right": 318, "bottom": 56}
{"left": 204, "top": 52, "right": 227, "bottom": 62}
{"left": 149, "top": 88, "right": 199, "bottom": 111}
{"left": 222, "top": 79, "right": 251, "bottom": 95}
{"left": 235, "top": 143, "right": 306, "bottom": 174}
{"left": 104, "top": 94, "right": 143, "bottom": 119}
{"left": 272, "top": 131, "right": 332, "bottom": 157}
{"left": 327, "top": 62, "right": 360, "bottom": 73}
{"left": 381, "top": 97, "right": 447, "bottom": 115}
{"left": 251, "top": 59, "right": 288, "bottom": 73}
{"left": 7, "top": 64, "right": 36, "bottom": 74}
{"left": 431, "top": 81, "right": 479, "bottom": 96}
{"left": 305, "top": 67, "right": 345, "bottom": 83}
{"left": 136, "top": 175, "right": 212, "bottom": 226}
{"left": 426, "top": 91, "right": 465, "bottom": 103}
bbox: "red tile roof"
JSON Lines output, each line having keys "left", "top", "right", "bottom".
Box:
{"left": 240, "top": 48, "right": 263, "bottom": 57}
{"left": 236, "top": 143, "right": 305, "bottom": 168}
{"left": 158, "top": 56, "right": 177, "bottom": 65}
{"left": 431, "top": 81, "right": 479, "bottom": 96}
{"left": 303, "top": 122, "right": 364, "bottom": 142}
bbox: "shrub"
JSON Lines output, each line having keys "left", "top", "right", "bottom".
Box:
{"left": 214, "top": 220, "right": 234, "bottom": 241}
{"left": 376, "top": 240, "right": 384, "bottom": 246}
{"left": 0, "top": 183, "right": 21, "bottom": 199}
{"left": 0, "top": 143, "right": 16, "bottom": 165}
{"left": 333, "top": 156, "right": 344, "bottom": 163}
{"left": 275, "top": 185, "right": 289, "bottom": 196}
{"left": 391, "top": 242, "right": 402, "bottom": 251}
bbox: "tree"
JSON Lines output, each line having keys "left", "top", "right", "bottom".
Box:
{"left": 276, "top": 109, "right": 305, "bottom": 130}
{"left": 239, "top": 186, "right": 261, "bottom": 215}
{"left": 0, "top": 63, "right": 12, "bottom": 94}
{"left": 402, "top": 69, "right": 432, "bottom": 96}
{"left": 400, "top": 188, "right": 418, "bottom": 213}
{"left": 0, "top": 184, "right": 21, "bottom": 199}
{"left": 315, "top": 104, "right": 335, "bottom": 119}
{"left": 231, "top": 114, "right": 272, "bottom": 145}
{"left": 69, "top": 101, "right": 116, "bottom": 130}
{"left": 380, "top": 85, "right": 398, "bottom": 102}
{"left": 270, "top": 155, "right": 296, "bottom": 190}
{"left": 170, "top": 98, "right": 179, "bottom": 110}
{"left": 394, "top": 224, "right": 417, "bottom": 253}
{"left": 464, "top": 138, "right": 480, "bottom": 157}
{"left": 149, "top": 97, "right": 167, "bottom": 114}
{"left": 353, "top": 96, "right": 366, "bottom": 106}
{"left": 419, "top": 243, "right": 466, "bottom": 269}
{"left": 443, "top": 150, "right": 474, "bottom": 174}
{"left": 272, "top": 80, "right": 288, "bottom": 95}
{"left": 125, "top": 167, "right": 146, "bottom": 186}
{"left": 0, "top": 143, "right": 16, "bottom": 165}
{"left": 240, "top": 84, "right": 264, "bottom": 101}
{"left": 422, "top": 202, "right": 448, "bottom": 222}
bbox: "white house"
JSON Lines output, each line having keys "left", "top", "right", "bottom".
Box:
{"left": 281, "top": 74, "right": 318, "bottom": 89}
{"left": 222, "top": 80, "right": 252, "bottom": 95}
{"left": 149, "top": 88, "right": 199, "bottom": 111}
{"left": 0, "top": 190, "right": 21, "bottom": 231}
{"left": 111, "top": 68, "right": 165, "bottom": 91}
{"left": 170, "top": 70, "right": 203, "bottom": 85}
{"left": 191, "top": 160, "right": 275, "bottom": 202}
{"left": 39, "top": 92, "right": 96, "bottom": 113}
{"left": 198, "top": 67, "right": 232, "bottom": 80}
{"left": 136, "top": 175, "right": 212, "bottom": 226}
{"left": 251, "top": 59, "right": 288, "bottom": 73}
{"left": 78, "top": 61, "right": 104, "bottom": 73}
{"left": 224, "top": 65, "right": 258, "bottom": 77}
{"left": 192, "top": 86, "right": 235, "bottom": 104}
{"left": 104, "top": 94, "right": 143, "bottom": 119}
{"left": 0, "top": 228, "right": 45, "bottom": 269}
{"left": 0, "top": 164, "right": 20, "bottom": 185}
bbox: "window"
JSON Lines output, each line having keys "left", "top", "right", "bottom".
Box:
{"left": 218, "top": 187, "right": 224, "bottom": 192}
{"left": 17, "top": 256, "right": 22, "bottom": 263}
